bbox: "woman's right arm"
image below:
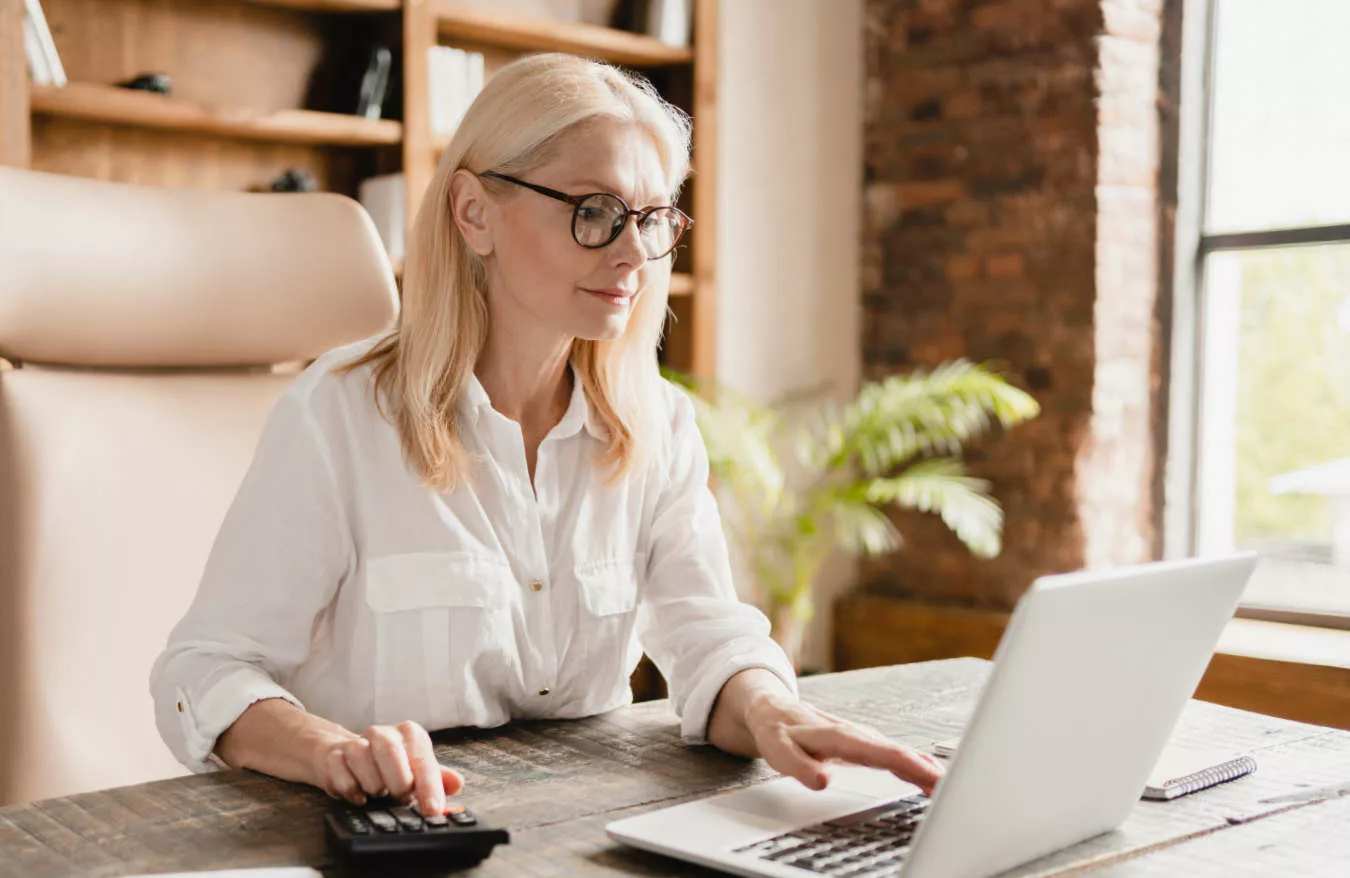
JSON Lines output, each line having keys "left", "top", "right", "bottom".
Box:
{"left": 216, "top": 699, "right": 463, "bottom": 816}
{"left": 150, "top": 386, "right": 459, "bottom": 816}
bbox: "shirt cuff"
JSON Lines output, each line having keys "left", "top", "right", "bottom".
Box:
{"left": 176, "top": 665, "right": 306, "bottom": 773}
{"left": 678, "top": 637, "right": 799, "bottom": 745}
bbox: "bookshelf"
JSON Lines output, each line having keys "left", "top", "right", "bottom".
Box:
{"left": 0, "top": 0, "right": 716, "bottom": 703}
{"left": 0, "top": 0, "right": 715, "bottom": 379}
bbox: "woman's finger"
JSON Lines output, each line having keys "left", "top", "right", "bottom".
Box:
{"left": 342, "top": 737, "right": 386, "bottom": 797}
{"left": 758, "top": 726, "right": 830, "bottom": 791}
{"left": 398, "top": 721, "right": 446, "bottom": 817}
{"left": 441, "top": 764, "right": 465, "bottom": 797}
{"left": 365, "top": 725, "right": 416, "bottom": 800}
{"left": 789, "top": 724, "right": 943, "bottom": 793}
{"left": 323, "top": 747, "right": 366, "bottom": 806}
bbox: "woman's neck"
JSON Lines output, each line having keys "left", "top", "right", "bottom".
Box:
{"left": 474, "top": 339, "right": 574, "bottom": 437}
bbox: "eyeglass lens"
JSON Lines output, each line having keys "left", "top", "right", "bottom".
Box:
{"left": 573, "top": 194, "right": 685, "bottom": 258}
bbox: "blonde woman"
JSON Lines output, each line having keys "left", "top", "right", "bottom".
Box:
{"left": 150, "top": 54, "right": 942, "bottom": 819}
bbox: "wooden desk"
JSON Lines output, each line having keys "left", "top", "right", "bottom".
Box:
{"left": 3, "top": 659, "right": 1349, "bottom": 877}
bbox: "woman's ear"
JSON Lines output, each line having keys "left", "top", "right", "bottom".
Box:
{"left": 449, "top": 168, "right": 494, "bottom": 257}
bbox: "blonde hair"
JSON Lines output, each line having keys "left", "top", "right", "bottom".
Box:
{"left": 344, "top": 53, "right": 692, "bottom": 491}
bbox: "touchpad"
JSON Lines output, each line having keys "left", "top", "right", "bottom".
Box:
{"left": 711, "top": 777, "right": 880, "bottom": 826}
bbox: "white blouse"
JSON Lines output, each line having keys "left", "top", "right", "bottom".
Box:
{"left": 150, "top": 339, "right": 797, "bottom": 773}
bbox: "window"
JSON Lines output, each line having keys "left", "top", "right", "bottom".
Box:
{"left": 1179, "top": 0, "right": 1350, "bottom": 624}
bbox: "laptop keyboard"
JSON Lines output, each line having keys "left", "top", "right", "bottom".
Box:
{"left": 732, "top": 794, "right": 930, "bottom": 876}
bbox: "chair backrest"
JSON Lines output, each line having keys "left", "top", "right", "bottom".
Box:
{"left": 0, "top": 167, "right": 399, "bottom": 806}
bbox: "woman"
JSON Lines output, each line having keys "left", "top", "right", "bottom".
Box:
{"left": 151, "top": 53, "right": 942, "bottom": 819}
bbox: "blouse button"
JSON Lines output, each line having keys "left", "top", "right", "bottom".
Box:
{"left": 176, "top": 701, "right": 184, "bottom": 713}
{"left": 538, "top": 687, "right": 551, "bottom": 696}
{"left": 530, "top": 580, "right": 544, "bottom": 592}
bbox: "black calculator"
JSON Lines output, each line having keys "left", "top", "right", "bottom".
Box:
{"left": 324, "top": 799, "right": 510, "bottom": 866}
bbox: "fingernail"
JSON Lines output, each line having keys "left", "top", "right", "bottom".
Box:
{"left": 816, "top": 772, "right": 830, "bottom": 788}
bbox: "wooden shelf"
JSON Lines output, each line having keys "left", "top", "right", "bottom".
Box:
{"left": 238, "top": 0, "right": 402, "bottom": 11}
{"left": 434, "top": 2, "right": 693, "bottom": 66}
{"left": 30, "top": 82, "right": 402, "bottom": 147}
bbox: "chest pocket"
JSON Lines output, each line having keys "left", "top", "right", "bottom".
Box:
{"left": 365, "top": 552, "right": 514, "bottom": 728}
{"left": 574, "top": 554, "right": 644, "bottom": 701}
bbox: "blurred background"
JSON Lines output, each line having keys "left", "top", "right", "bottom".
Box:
{"left": 2, "top": 0, "right": 1348, "bottom": 806}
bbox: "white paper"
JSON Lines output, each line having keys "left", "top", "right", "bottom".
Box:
{"left": 118, "top": 864, "right": 321, "bottom": 869}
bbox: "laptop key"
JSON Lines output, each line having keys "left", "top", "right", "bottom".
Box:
{"left": 825, "top": 798, "right": 921, "bottom": 828}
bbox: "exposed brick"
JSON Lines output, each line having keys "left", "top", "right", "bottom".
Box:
{"left": 860, "top": 0, "right": 1169, "bottom": 610}
{"left": 897, "top": 179, "right": 965, "bottom": 209}
{"left": 985, "top": 252, "right": 1025, "bottom": 278}
{"left": 946, "top": 254, "right": 981, "bottom": 280}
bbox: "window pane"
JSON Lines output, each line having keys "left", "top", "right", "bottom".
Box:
{"left": 1207, "top": 0, "right": 1350, "bottom": 233}
{"left": 1196, "top": 243, "right": 1350, "bottom": 614}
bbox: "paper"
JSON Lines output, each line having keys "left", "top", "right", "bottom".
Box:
{"left": 1147, "top": 743, "right": 1246, "bottom": 789}
{"left": 119, "top": 864, "right": 324, "bottom": 869}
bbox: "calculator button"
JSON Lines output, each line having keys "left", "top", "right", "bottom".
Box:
{"left": 389, "top": 805, "right": 425, "bottom": 831}
{"left": 365, "top": 810, "right": 399, "bottom": 833}
{"left": 342, "top": 812, "right": 372, "bottom": 834}
{"left": 449, "top": 809, "right": 478, "bottom": 826}
{"left": 424, "top": 813, "right": 450, "bottom": 828}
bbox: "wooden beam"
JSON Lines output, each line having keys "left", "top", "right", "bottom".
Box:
{"left": 0, "top": 0, "right": 30, "bottom": 168}
{"left": 689, "top": 0, "right": 717, "bottom": 379}
{"left": 402, "top": 0, "right": 436, "bottom": 237}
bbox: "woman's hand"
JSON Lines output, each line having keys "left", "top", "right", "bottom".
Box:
{"left": 311, "top": 720, "right": 465, "bottom": 817}
{"left": 707, "top": 668, "right": 944, "bottom": 796}
{"left": 746, "top": 693, "right": 944, "bottom": 796}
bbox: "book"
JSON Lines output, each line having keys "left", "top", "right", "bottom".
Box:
{"left": 358, "top": 173, "right": 405, "bottom": 264}
{"left": 931, "top": 737, "right": 1257, "bottom": 802}
{"left": 1140, "top": 745, "right": 1258, "bottom": 801}
{"left": 428, "top": 46, "right": 484, "bottom": 137}
{"left": 23, "top": 0, "right": 66, "bottom": 86}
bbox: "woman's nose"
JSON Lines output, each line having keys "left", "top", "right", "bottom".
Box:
{"left": 607, "top": 215, "right": 647, "bottom": 266}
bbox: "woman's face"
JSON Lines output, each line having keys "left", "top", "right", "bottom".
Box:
{"left": 457, "top": 117, "right": 672, "bottom": 345}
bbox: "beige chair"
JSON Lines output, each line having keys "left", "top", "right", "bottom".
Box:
{"left": 0, "top": 167, "right": 399, "bottom": 807}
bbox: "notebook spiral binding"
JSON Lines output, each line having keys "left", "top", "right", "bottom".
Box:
{"left": 1145, "top": 755, "right": 1258, "bottom": 801}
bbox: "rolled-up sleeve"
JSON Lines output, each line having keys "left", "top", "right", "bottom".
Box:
{"left": 150, "top": 389, "right": 352, "bottom": 773}
{"left": 636, "top": 388, "right": 798, "bottom": 744}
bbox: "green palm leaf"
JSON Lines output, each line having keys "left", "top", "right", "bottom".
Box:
{"left": 831, "top": 360, "right": 1039, "bottom": 477}
{"left": 847, "top": 458, "right": 1003, "bottom": 558}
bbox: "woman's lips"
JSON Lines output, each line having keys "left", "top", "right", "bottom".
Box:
{"left": 581, "top": 287, "right": 633, "bottom": 306}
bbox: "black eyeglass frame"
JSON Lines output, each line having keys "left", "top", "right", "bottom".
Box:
{"left": 479, "top": 171, "right": 692, "bottom": 260}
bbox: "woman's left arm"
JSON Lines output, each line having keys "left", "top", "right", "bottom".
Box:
{"left": 706, "top": 668, "right": 942, "bottom": 796}
{"left": 639, "top": 388, "right": 942, "bottom": 796}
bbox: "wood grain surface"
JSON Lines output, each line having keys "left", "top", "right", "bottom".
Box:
{"left": 2, "top": 659, "right": 1347, "bottom": 877}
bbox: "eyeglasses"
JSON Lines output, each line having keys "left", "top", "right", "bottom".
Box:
{"left": 479, "top": 171, "right": 692, "bottom": 260}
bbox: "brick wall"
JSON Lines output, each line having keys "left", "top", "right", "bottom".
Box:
{"left": 860, "top": 0, "right": 1173, "bottom": 608}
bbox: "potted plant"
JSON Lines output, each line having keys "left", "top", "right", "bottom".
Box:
{"left": 667, "top": 360, "right": 1040, "bottom": 670}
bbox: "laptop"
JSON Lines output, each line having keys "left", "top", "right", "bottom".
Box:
{"left": 606, "top": 553, "right": 1258, "bottom": 878}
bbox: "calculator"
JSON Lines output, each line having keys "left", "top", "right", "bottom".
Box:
{"left": 324, "top": 799, "right": 510, "bottom": 866}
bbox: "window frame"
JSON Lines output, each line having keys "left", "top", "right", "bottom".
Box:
{"left": 1164, "top": 0, "right": 1350, "bottom": 626}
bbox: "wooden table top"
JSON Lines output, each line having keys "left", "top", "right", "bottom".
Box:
{"left": 3, "top": 659, "right": 1348, "bottom": 877}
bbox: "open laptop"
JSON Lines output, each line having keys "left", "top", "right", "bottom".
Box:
{"left": 606, "top": 553, "right": 1258, "bottom": 878}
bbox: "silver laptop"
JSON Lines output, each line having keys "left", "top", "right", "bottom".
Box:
{"left": 606, "top": 554, "right": 1258, "bottom": 878}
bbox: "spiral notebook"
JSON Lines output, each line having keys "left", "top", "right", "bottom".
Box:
{"left": 932, "top": 737, "right": 1257, "bottom": 801}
